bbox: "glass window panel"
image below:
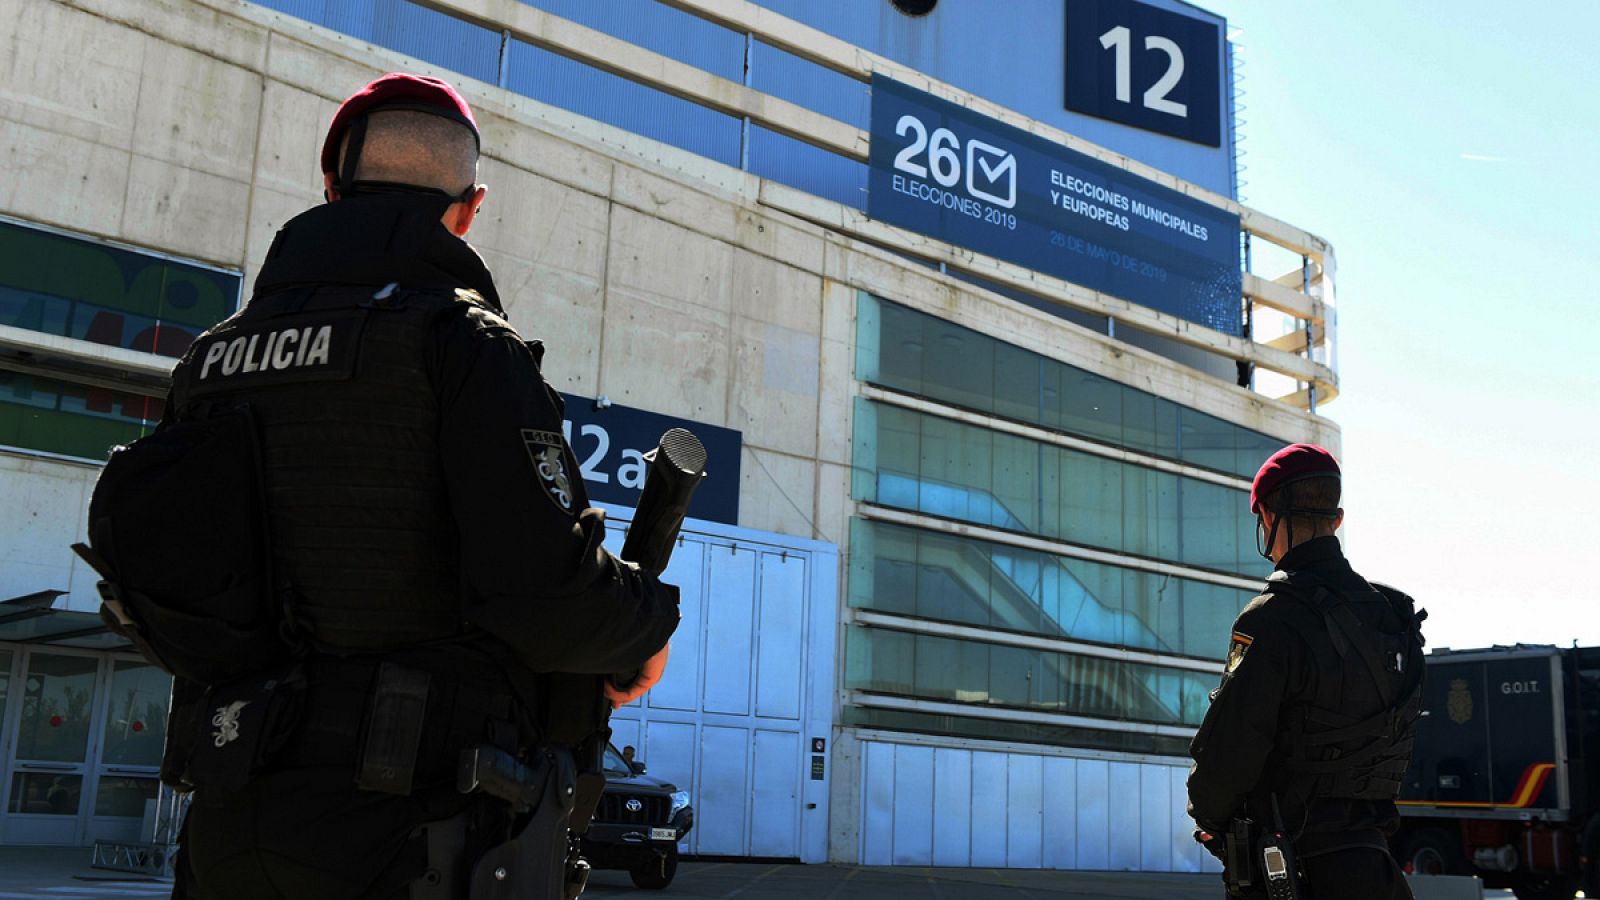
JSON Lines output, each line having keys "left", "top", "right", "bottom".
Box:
{"left": 0, "top": 649, "right": 11, "bottom": 737}
{"left": 101, "top": 662, "right": 171, "bottom": 768}
{"left": 1181, "top": 479, "right": 1245, "bottom": 573}
{"left": 848, "top": 518, "right": 1250, "bottom": 659}
{"left": 991, "top": 341, "right": 1042, "bottom": 424}
{"left": 1182, "top": 581, "right": 1257, "bottom": 659}
{"left": 988, "top": 547, "right": 1045, "bottom": 634}
{"left": 990, "top": 432, "right": 1039, "bottom": 534}
{"left": 1120, "top": 466, "right": 1180, "bottom": 561}
{"left": 872, "top": 297, "right": 928, "bottom": 396}
{"left": 912, "top": 530, "right": 982, "bottom": 624}
{"left": 918, "top": 415, "right": 996, "bottom": 525}
{"left": 1179, "top": 408, "right": 1240, "bottom": 474}
{"left": 0, "top": 287, "right": 71, "bottom": 336}
{"left": 16, "top": 653, "right": 98, "bottom": 763}
{"left": 986, "top": 642, "right": 1041, "bottom": 708}
{"left": 840, "top": 705, "right": 1194, "bottom": 757}
{"left": 844, "top": 626, "right": 1214, "bottom": 726}
{"left": 1056, "top": 450, "right": 1122, "bottom": 551}
{"left": 920, "top": 316, "right": 994, "bottom": 414}
{"left": 914, "top": 633, "right": 989, "bottom": 704}
{"left": 0, "top": 220, "right": 239, "bottom": 358}
{"left": 93, "top": 776, "right": 159, "bottom": 818}
{"left": 845, "top": 626, "right": 914, "bottom": 695}
{"left": 1121, "top": 387, "right": 1158, "bottom": 455}
{"left": 1053, "top": 557, "right": 1124, "bottom": 646}
{"left": 854, "top": 295, "right": 1284, "bottom": 478}
{"left": 1058, "top": 370, "right": 1123, "bottom": 445}
{"left": 853, "top": 293, "right": 883, "bottom": 385}
{"left": 0, "top": 370, "right": 159, "bottom": 461}
{"left": 1121, "top": 569, "right": 1179, "bottom": 654}
{"left": 8, "top": 773, "right": 82, "bottom": 816}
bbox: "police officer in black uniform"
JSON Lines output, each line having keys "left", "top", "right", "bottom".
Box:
{"left": 1188, "top": 443, "right": 1426, "bottom": 899}
{"left": 162, "top": 74, "right": 678, "bottom": 899}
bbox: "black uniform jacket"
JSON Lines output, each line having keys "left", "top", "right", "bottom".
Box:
{"left": 1187, "top": 536, "right": 1417, "bottom": 857}
{"left": 184, "top": 192, "right": 679, "bottom": 675}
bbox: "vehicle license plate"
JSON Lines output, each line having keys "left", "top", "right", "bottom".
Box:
{"left": 650, "top": 828, "right": 676, "bottom": 842}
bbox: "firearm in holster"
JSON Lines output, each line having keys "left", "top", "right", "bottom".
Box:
{"left": 1223, "top": 817, "right": 1255, "bottom": 896}
{"left": 429, "top": 743, "right": 588, "bottom": 900}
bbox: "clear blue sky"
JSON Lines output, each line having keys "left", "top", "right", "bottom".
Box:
{"left": 1199, "top": 1, "right": 1600, "bottom": 649}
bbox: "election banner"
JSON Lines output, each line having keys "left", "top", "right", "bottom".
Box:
{"left": 867, "top": 75, "right": 1241, "bottom": 336}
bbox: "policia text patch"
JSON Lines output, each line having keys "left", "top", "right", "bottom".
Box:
{"left": 184, "top": 310, "right": 365, "bottom": 398}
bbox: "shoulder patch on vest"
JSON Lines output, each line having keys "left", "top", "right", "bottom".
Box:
{"left": 522, "top": 429, "right": 576, "bottom": 514}
{"left": 1225, "top": 631, "right": 1253, "bottom": 673}
{"left": 453, "top": 287, "right": 488, "bottom": 307}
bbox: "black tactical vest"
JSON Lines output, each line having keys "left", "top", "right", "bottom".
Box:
{"left": 170, "top": 284, "right": 479, "bottom": 651}
{"left": 1268, "top": 572, "right": 1426, "bottom": 801}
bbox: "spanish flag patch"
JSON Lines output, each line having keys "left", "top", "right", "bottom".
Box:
{"left": 1225, "top": 632, "right": 1253, "bottom": 674}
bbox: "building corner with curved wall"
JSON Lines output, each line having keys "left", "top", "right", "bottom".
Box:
{"left": 0, "top": 0, "right": 1339, "bottom": 872}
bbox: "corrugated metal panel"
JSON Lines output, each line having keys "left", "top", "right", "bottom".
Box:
{"left": 746, "top": 124, "right": 867, "bottom": 210}
{"left": 518, "top": 0, "right": 745, "bottom": 81}
{"left": 932, "top": 747, "right": 973, "bottom": 865}
{"left": 250, "top": 0, "right": 331, "bottom": 26}
{"left": 891, "top": 744, "right": 935, "bottom": 864}
{"left": 505, "top": 39, "right": 742, "bottom": 168}
{"left": 250, "top": 0, "right": 500, "bottom": 85}
{"left": 1108, "top": 761, "right": 1143, "bottom": 868}
{"left": 323, "top": 0, "right": 381, "bottom": 42}
{"left": 856, "top": 739, "right": 1216, "bottom": 871}
{"left": 376, "top": 1, "right": 501, "bottom": 85}
{"left": 750, "top": 39, "right": 869, "bottom": 129}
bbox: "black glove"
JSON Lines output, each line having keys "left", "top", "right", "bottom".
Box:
{"left": 1195, "top": 827, "right": 1228, "bottom": 862}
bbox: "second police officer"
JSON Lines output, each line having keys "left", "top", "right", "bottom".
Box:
{"left": 1188, "top": 443, "right": 1427, "bottom": 899}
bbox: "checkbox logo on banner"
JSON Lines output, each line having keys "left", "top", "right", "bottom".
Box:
{"left": 966, "top": 139, "right": 1017, "bottom": 208}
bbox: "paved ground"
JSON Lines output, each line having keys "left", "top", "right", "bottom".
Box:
{"left": 0, "top": 847, "right": 1508, "bottom": 899}
{"left": 0, "top": 848, "right": 1226, "bottom": 899}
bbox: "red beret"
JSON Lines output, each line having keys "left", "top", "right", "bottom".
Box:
{"left": 321, "top": 73, "right": 480, "bottom": 175}
{"left": 1250, "top": 443, "right": 1340, "bottom": 514}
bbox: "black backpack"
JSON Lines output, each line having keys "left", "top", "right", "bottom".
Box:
{"left": 72, "top": 402, "right": 297, "bottom": 685}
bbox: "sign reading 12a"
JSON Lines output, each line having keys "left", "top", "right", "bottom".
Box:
{"left": 1064, "top": 0, "right": 1223, "bottom": 147}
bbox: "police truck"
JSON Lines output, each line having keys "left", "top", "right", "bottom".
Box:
{"left": 1390, "top": 645, "right": 1600, "bottom": 900}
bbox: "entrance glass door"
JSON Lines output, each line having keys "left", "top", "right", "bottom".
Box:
{"left": 0, "top": 650, "right": 100, "bottom": 843}
{"left": 87, "top": 659, "right": 168, "bottom": 843}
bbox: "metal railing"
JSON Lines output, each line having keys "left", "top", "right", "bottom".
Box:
{"left": 409, "top": 0, "right": 1338, "bottom": 408}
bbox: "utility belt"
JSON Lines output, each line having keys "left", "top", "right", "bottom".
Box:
{"left": 1219, "top": 794, "right": 1309, "bottom": 900}
{"left": 1222, "top": 818, "right": 1304, "bottom": 900}
{"left": 173, "top": 653, "right": 529, "bottom": 799}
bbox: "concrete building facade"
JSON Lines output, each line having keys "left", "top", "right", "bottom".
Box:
{"left": 0, "top": 0, "right": 1338, "bottom": 871}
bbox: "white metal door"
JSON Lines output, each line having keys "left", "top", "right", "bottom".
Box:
{"left": 856, "top": 738, "right": 1219, "bottom": 873}
{"left": 601, "top": 508, "right": 838, "bottom": 863}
